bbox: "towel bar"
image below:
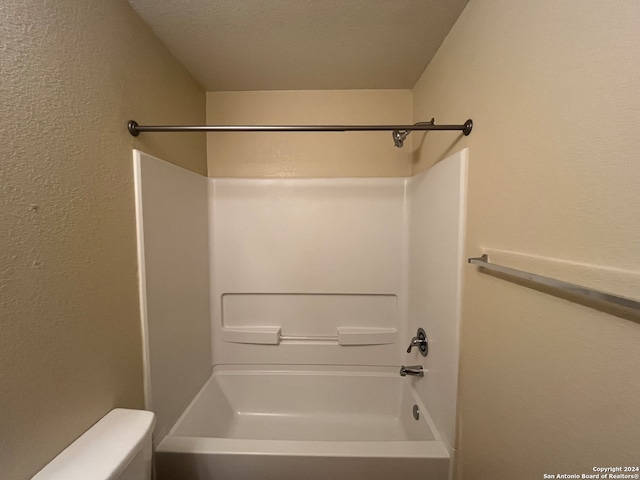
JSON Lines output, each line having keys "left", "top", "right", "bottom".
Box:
{"left": 468, "top": 254, "right": 640, "bottom": 312}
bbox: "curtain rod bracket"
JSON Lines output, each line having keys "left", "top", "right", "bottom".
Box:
{"left": 463, "top": 119, "right": 473, "bottom": 136}
{"left": 128, "top": 120, "right": 140, "bottom": 137}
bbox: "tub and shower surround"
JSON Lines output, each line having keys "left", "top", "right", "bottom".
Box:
{"left": 133, "top": 148, "right": 467, "bottom": 479}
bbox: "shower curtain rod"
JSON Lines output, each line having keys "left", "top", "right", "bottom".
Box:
{"left": 127, "top": 119, "right": 473, "bottom": 138}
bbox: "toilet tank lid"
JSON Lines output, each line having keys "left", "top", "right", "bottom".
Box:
{"left": 32, "top": 408, "right": 155, "bottom": 480}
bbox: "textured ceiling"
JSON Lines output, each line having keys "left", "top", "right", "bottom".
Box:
{"left": 127, "top": 0, "right": 469, "bottom": 91}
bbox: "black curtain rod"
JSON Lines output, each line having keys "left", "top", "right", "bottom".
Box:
{"left": 127, "top": 119, "right": 473, "bottom": 136}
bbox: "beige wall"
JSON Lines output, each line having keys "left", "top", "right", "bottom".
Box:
{"left": 412, "top": 1, "right": 640, "bottom": 478}
{"left": 207, "top": 90, "right": 412, "bottom": 177}
{"left": 0, "top": 1, "right": 206, "bottom": 478}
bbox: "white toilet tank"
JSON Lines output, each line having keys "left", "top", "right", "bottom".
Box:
{"left": 32, "top": 408, "right": 155, "bottom": 480}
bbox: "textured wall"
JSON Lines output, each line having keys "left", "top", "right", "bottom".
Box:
{"left": 411, "top": 1, "right": 640, "bottom": 478}
{"left": 0, "top": 1, "right": 206, "bottom": 478}
{"left": 207, "top": 90, "right": 412, "bottom": 177}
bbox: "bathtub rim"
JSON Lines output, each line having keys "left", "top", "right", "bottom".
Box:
{"left": 157, "top": 436, "right": 449, "bottom": 459}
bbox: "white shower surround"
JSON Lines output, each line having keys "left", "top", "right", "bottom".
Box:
{"left": 133, "top": 151, "right": 212, "bottom": 443}
{"left": 209, "top": 176, "right": 407, "bottom": 367}
{"left": 134, "top": 148, "right": 468, "bottom": 479}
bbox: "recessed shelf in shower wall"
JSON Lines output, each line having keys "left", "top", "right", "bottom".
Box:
{"left": 221, "top": 293, "right": 398, "bottom": 345}
{"left": 220, "top": 325, "right": 397, "bottom": 346}
{"left": 221, "top": 326, "right": 282, "bottom": 345}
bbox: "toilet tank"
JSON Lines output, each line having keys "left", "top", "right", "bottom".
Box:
{"left": 32, "top": 408, "right": 155, "bottom": 480}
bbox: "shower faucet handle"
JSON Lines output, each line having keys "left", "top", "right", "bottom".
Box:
{"left": 406, "top": 338, "right": 423, "bottom": 353}
{"left": 406, "top": 328, "right": 428, "bottom": 357}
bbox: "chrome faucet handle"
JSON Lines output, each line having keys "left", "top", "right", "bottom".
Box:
{"left": 406, "top": 328, "right": 428, "bottom": 357}
{"left": 406, "top": 337, "right": 422, "bottom": 353}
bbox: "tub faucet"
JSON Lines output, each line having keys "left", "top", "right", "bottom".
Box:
{"left": 399, "top": 365, "right": 424, "bottom": 377}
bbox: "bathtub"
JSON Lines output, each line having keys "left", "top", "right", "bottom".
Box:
{"left": 155, "top": 366, "right": 450, "bottom": 480}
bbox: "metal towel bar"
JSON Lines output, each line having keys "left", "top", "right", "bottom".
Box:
{"left": 468, "top": 254, "right": 640, "bottom": 312}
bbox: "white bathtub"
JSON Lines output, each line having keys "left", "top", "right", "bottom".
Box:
{"left": 156, "top": 366, "right": 450, "bottom": 480}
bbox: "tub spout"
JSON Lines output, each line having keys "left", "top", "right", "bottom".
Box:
{"left": 399, "top": 365, "right": 424, "bottom": 377}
